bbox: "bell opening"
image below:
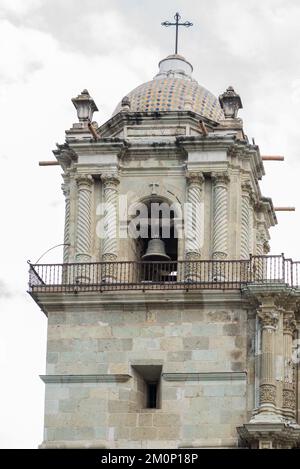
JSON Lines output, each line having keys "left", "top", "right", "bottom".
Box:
{"left": 134, "top": 199, "right": 178, "bottom": 283}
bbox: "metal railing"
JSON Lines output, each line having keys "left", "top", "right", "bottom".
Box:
{"left": 28, "top": 254, "right": 300, "bottom": 294}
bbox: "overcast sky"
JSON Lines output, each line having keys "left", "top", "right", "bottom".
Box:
{"left": 0, "top": 0, "right": 299, "bottom": 448}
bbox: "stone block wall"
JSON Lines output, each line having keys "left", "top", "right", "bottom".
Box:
{"left": 42, "top": 293, "right": 251, "bottom": 448}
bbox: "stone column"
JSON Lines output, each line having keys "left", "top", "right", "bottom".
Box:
{"left": 211, "top": 172, "right": 229, "bottom": 281}
{"left": 257, "top": 306, "right": 279, "bottom": 418}
{"left": 256, "top": 231, "right": 264, "bottom": 257}
{"left": 283, "top": 312, "right": 297, "bottom": 420}
{"left": 240, "top": 181, "right": 252, "bottom": 259}
{"left": 212, "top": 172, "right": 230, "bottom": 260}
{"left": 101, "top": 173, "right": 120, "bottom": 282}
{"left": 184, "top": 172, "right": 204, "bottom": 281}
{"left": 253, "top": 227, "right": 266, "bottom": 281}
{"left": 61, "top": 176, "right": 71, "bottom": 264}
{"left": 75, "top": 175, "right": 93, "bottom": 262}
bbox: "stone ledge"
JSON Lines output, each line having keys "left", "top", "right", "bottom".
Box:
{"left": 39, "top": 440, "right": 108, "bottom": 449}
{"left": 40, "top": 374, "right": 132, "bottom": 384}
{"left": 162, "top": 372, "right": 247, "bottom": 382}
{"left": 237, "top": 422, "right": 300, "bottom": 449}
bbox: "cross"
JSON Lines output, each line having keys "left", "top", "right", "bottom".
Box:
{"left": 161, "top": 12, "right": 193, "bottom": 55}
{"left": 149, "top": 183, "right": 159, "bottom": 195}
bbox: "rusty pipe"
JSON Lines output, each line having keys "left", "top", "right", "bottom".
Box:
{"left": 262, "top": 156, "right": 285, "bottom": 161}
{"left": 39, "top": 161, "right": 59, "bottom": 166}
{"left": 199, "top": 120, "right": 208, "bottom": 137}
{"left": 274, "top": 207, "right": 296, "bottom": 212}
{"left": 88, "top": 122, "right": 99, "bottom": 141}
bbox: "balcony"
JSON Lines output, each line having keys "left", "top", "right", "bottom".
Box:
{"left": 28, "top": 255, "right": 300, "bottom": 294}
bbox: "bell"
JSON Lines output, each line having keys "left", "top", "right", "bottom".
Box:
{"left": 142, "top": 239, "right": 170, "bottom": 261}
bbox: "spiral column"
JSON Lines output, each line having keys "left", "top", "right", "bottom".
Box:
{"left": 212, "top": 172, "right": 230, "bottom": 260}
{"left": 185, "top": 172, "right": 204, "bottom": 281}
{"left": 75, "top": 175, "right": 93, "bottom": 263}
{"left": 62, "top": 176, "right": 70, "bottom": 264}
{"left": 240, "top": 181, "right": 252, "bottom": 259}
{"left": 101, "top": 173, "right": 120, "bottom": 282}
{"left": 283, "top": 312, "right": 297, "bottom": 420}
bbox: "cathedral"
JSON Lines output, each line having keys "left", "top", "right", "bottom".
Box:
{"left": 29, "top": 16, "right": 300, "bottom": 449}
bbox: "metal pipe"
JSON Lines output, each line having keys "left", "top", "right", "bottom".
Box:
{"left": 88, "top": 122, "right": 99, "bottom": 141}
{"left": 274, "top": 207, "right": 296, "bottom": 212}
{"left": 262, "top": 156, "right": 285, "bottom": 161}
{"left": 39, "top": 161, "right": 59, "bottom": 166}
{"left": 199, "top": 120, "right": 208, "bottom": 137}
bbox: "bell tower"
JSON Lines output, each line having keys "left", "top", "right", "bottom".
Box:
{"left": 29, "top": 46, "right": 300, "bottom": 449}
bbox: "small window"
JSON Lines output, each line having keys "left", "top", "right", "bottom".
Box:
{"left": 131, "top": 364, "right": 162, "bottom": 409}
{"left": 147, "top": 382, "right": 158, "bottom": 409}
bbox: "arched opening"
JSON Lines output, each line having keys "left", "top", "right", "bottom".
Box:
{"left": 131, "top": 198, "right": 179, "bottom": 282}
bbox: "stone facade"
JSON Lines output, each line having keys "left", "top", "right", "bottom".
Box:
{"left": 39, "top": 291, "right": 249, "bottom": 448}
{"left": 31, "top": 55, "right": 300, "bottom": 449}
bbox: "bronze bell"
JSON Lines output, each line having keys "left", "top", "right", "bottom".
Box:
{"left": 142, "top": 239, "right": 170, "bottom": 261}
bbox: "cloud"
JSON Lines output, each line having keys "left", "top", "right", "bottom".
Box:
{"left": 0, "top": 279, "right": 12, "bottom": 299}
{"left": 0, "top": 0, "right": 42, "bottom": 15}
{"left": 0, "top": 19, "right": 54, "bottom": 84}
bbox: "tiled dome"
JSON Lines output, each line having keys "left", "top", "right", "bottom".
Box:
{"left": 113, "top": 55, "right": 224, "bottom": 123}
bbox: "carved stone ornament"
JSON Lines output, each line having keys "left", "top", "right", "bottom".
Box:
{"left": 186, "top": 171, "right": 205, "bottom": 186}
{"left": 241, "top": 180, "right": 252, "bottom": 195}
{"left": 283, "top": 389, "right": 296, "bottom": 410}
{"left": 259, "top": 384, "right": 276, "bottom": 405}
{"left": 211, "top": 172, "right": 230, "bottom": 186}
{"left": 257, "top": 309, "right": 279, "bottom": 329}
{"left": 102, "top": 253, "right": 118, "bottom": 262}
{"left": 101, "top": 173, "right": 120, "bottom": 189}
{"left": 185, "top": 251, "right": 201, "bottom": 261}
{"left": 283, "top": 313, "right": 297, "bottom": 335}
{"left": 75, "top": 174, "right": 93, "bottom": 188}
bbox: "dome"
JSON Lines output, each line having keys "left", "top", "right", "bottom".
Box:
{"left": 113, "top": 54, "right": 224, "bottom": 122}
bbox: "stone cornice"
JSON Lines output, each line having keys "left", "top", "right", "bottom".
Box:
{"left": 237, "top": 422, "right": 300, "bottom": 448}
{"left": 30, "top": 289, "right": 249, "bottom": 316}
{"left": 163, "top": 372, "right": 246, "bottom": 382}
{"left": 40, "top": 374, "right": 131, "bottom": 384}
{"left": 98, "top": 110, "right": 219, "bottom": 139}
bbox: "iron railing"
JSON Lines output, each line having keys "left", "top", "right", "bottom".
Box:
{"left": 28, "top": 255, "right": 300, "bottom": 294}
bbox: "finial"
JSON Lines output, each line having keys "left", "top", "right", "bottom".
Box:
{"left": 162, "top": 12, "right": 193, "bottom": 55}
{"left": 72, "top": 89, "right": 98, "bottom": 124}
{"left": 219, "top": 86, "right": 243, "bottom": 119}
{"left": 121, "top": 96, "right": 131, "bottom": 111}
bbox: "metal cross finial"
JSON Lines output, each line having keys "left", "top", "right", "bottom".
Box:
{"left": 161, "top": 12, "right": 193, "bottom": 55}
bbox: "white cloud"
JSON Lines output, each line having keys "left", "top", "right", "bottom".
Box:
{"left": 0, "top": 0, "right": 41, "bottom": 15}
{"left": 1, "top": 0, "right": 300, "bottom": 448}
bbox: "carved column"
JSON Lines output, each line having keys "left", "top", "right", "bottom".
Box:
{"left": 62, "top": 175, "right": 70, "bottom": 264}
{"left": 283, "top": 312, "right": 297, "bottom": 420}
{"left": 211, "top": 172, "right": 229, "bottom": 281}
{"left": 101, "top": 173, "right": 120, "bottom": 282}
{"left": 75, "top": 175, "right": 93, "bottom": 262}
{"left": 256, "top": 230, "right": 265, "bottom": 257}
{"left": 185, "top": 172, "right": 204, "bottom": 281}
{"left": 240, "top": 181, "right": 252, "bottom": 259}
{"left": 257, "top": 307, "right": 279, "bottom": 415}
{"left": 212, "top": 172, "right": 229, "bottom": 260}
{"left": 254, "top": 226, "right": 266, "bottom": 281}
